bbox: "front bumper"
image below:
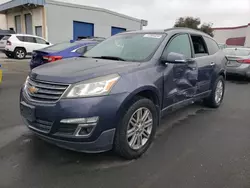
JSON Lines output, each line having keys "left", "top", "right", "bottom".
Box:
{"left": 226, "top": 64, "right": 250, "bottom": 78}
{"left": 20, "top": 88, "right": 129, "bottom": 152}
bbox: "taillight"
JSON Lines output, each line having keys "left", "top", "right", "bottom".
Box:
{"left": 43, "top": 56, "right": 63, "bottom": 62}
{"left": 237, "top": 59, "right": 250, "bottom": 64}
{"left": 6, "top": 40, "right": 11, "bottom": 45}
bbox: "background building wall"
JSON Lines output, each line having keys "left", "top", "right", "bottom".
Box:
{"left": 5, "top": 7, "right": 44, "bottom": 36}
{"left": 213, "top": 24, "right": 250, "bottom": 47}
{"left": 0, "top": 14, "right": 7, "bottom": 29}
{"left": 45, "top": 1, "right": 142, "bottom": 43}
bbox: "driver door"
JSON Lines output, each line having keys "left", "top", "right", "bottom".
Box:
{"left": 162, "top": 33, "right": 198, "bottom": 108}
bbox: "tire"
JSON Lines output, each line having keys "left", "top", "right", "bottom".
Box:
{"left": 114, "top": 97, "right": 158, "bottom": 160}
{"left": 14, "top": 48, "right": 26, "bottom": 59}
{"left": 6, "top": 53, "right": 14, "bottom": 58}
{"left": 203, "top": 76, "right": 225, "bottom": 108}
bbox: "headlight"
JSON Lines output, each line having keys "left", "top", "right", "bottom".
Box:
{"left": 24, "top": 76, "right": 29, "bottom": 89}
{"left": 65, "top": 74, "right": 120, "bottom": 98}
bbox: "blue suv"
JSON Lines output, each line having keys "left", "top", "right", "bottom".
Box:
{"left": 20, "top": 28, "right": 227, "bottom": 159}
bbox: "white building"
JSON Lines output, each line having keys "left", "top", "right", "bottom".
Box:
{"left": 213, "top": 23, "right": 250, "bottom": 47}
{"left": 0, "top": 0, "right": 147, "bottom": 43}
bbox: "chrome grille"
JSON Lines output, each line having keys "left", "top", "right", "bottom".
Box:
{"left": 26, "top": 78, "right": 69, "bottom": 103}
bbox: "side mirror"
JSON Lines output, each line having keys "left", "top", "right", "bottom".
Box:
{"left": 161, "top": 52, "right": 187, "bottom": 64}
{"left": 46, "top": 42, "right": 50, "bottom": 45}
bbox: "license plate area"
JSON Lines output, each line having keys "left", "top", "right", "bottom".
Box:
{"left": 20, "top": 102, "right": 35, "bottom": 122}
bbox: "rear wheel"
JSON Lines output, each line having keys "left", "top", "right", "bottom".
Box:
{"left": 14, "top": 48, "right": 26, "bottom": 59}
{"left": 203, "top": 76, "right": 225, "bottom": 108}
{"left": 114, "top": 97, "right": 158, "bottom": 159}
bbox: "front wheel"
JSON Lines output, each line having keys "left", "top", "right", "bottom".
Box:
{"left": 114, "top": 97, "right": 158, "bottom": 159}
{"left": 203, "top": 76, "right": 225, "bottom": 108}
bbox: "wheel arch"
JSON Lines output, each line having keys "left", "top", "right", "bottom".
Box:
{"left": 115, "top": 86, "right": 161, "bottom": 126}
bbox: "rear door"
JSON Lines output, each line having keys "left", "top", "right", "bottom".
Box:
{"left": 23, "top": 36, "right": 37, "bottom": 53}
{"left": 190, "top": 35, "right": 214, "bottom": 93}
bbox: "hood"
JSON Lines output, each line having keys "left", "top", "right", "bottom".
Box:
{"left": 31, "top": 57, "right": 140, "bottom": 83}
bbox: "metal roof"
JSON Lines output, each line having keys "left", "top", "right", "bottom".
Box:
{"left": 0, "top": 0, "right": 45, "bottom": 12}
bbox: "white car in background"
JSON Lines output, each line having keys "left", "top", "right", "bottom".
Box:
{"left": 1, "top": 34, "right": 51, "bottom": 59}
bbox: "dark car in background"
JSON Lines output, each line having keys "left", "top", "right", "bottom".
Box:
{"left": 223, "top": 47, "right": 250, "bottom": 78}
{"left": 20, "top": 28, "right": 227, "bottom": 159}
{"left": 30, "top": 40, "right": 101, "bottom": 69}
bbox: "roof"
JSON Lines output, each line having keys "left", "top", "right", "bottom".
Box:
{"left": 0, "top": 0, "right": 146, "bottom": 24}
{"left": 122, "top": 27, "right": 212, "bottom": 38}
{"left": 0, "top": 0, "right": 45, "bottom": 12}
{"left": 213, "top": 23, "right": 250, "bottom": 30}
{"left": 45, "top": 0, "right": 144, "bottom": 24}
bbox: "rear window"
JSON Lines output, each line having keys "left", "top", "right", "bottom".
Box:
{"left": 43, "top": 42, "right": 78, "bottom": 52}
{"left": 224, "top": 48, "right": 250, "bottom": 56}
{"left": 2, "top": 35, "right": 11, "bottom": 40}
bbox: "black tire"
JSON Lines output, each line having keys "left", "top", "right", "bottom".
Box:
{"left": 6, "top": 53, "right": 14, "bottom": 58}
{"left": 14, "top": 48, "right": 26, "bottom": 59}
{"left": 203, "top": 76, "right": 225, "bottom": 108}
{"left": 114, "top": 97, "right": 158, "bottom": 160}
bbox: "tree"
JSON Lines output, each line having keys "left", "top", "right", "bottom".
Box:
{"left": 174, "top": 17, "right": 214, "bottom": 37}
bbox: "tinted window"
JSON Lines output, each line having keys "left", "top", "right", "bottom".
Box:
{"left": 163, "top": 34, "right": 192, "bottom": 59}
{"left": 24, "top": 36, "right": 36, "bottom": 43}
{"left": 76, "top": 46, "right": 86, "bottom": 54}
{"left": 16, "top": 36, "right": 24, "bottom": 41}
{"left": 85, "top": 33, "right": 166, "bottom": 62}
{"left": 35, "top": 37, "right": 47, "bottom": 44}
{"left": 191, "top": 35, "right": 208, "bottom": 57}
{"left": 204, "top": 37, "right": 219, "bottom": 55}
{"left": 1, "top": 35, "right": 11, "bottom": 40}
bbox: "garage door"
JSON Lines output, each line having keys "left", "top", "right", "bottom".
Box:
{"left": 15, "top": 15, "right": 21, "bottom": 33}
{"left": 111, "top": 27, "right": 126, "bottom": 36}
{"left": 73, "top": 21, "right": 94, "bottom": 40}
{"left": 25, "top": 14, "right": 33, "bottom": 34}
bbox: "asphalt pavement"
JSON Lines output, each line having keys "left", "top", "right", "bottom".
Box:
{"left": 0, "top": 56, "right": 250, "bottom": 188}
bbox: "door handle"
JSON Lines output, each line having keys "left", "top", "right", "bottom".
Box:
{"left": 210, "top": 62, "right": 215, "bottom": 66}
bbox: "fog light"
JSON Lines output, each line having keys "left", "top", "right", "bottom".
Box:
{"left": 60, "top": 117, "right": 99, "bottom": 137}
{"left": 60, "top": 117, "right": 99, "bottom": 124}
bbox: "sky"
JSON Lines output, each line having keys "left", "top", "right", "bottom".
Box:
{"left": 0, "top": 0, "right": 249, "bottom": 28}
{"left": 58, "top": 0, "right": 250, "bottom": 29}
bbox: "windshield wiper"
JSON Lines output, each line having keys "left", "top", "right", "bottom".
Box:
{"left": 92, "top": 56, "right": 126, "bottom": 61}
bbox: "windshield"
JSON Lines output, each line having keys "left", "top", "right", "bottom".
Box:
{"left": 84, "top": 33, "right": 166, "bottom": 61}
{"left": 224, "top": 48, "right": 250, "bottom": 57}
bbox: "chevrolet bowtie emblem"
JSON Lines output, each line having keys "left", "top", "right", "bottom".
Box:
{"left": 28, "top": 86, "right": 39, "bottom": 94}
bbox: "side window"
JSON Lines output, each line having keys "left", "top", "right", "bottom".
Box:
{"left": 24, "top": 36, "right": 36, "bottom": 43}
{"left": 76, "top": 46, "right": 86, "bottom": 54}
{"left": 203, "top": 37, "right": 219, "bottom": 55}
{"left": 35, "top": 37, "right": 47, "bottom": 44}
{"left": 163, "top": 34, "right": 192, "bottom": 59}
{"left": 16, "top": 36, "right": 24, "bottom": 42}
{"left": 190, "top": 35, "right": 208, "bottom": 57}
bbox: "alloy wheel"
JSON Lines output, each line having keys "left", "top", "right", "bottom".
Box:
{"left": 16, "top": 50, "right": 25, "bottom": 59}
{"left": 127, "top": 107, "right": 153, "bottom": 150}
{"left": 215, "top": 80, "right": 223, "bottom": 104}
